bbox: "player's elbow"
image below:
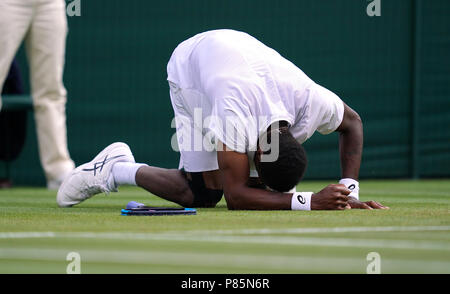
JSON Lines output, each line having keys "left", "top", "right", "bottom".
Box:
{"left": 353, "top": 112, "right": 363, "bottom": 137}
{"left": 353, "top": 110, "right": 363, "bottom": 128}
{"left": 348, "top": 108, "right": 363, "bottom": 129}
{"left": 340, "top": 107, "right": 363, "bottom": 134}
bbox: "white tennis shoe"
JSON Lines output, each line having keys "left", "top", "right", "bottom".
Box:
{"left": 57, "top": 142, "right": 135, "bottom": 207}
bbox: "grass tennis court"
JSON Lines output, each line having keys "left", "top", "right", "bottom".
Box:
{"left": 0, "top": 179, "right": 449, "bottom": 274}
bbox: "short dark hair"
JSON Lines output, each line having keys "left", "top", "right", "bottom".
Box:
{"left": 255, "top": 126, "right": 307, "bottom": 192}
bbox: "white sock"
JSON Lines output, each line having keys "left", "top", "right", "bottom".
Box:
{"left": 112, "top": 162, "right": 148, "bottom": 186}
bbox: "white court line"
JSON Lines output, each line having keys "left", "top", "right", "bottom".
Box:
{"left": 2, "top": 225, "right": 449, "bottom": 239}
{"left": 0, "top": 232, "right": 56, "bottom": 239}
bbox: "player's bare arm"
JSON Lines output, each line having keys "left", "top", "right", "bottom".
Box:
{"left": 335, "top": 102, "right": 364, "bottom": 180}
{"left": 335, "top": 102, "right": 388, "bottom": 209}
{"left": 217, "top": 142, "right": 350, "bottom": 210}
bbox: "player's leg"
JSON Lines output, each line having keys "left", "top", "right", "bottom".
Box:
{"left": 134, "top": 166, "right": 194, "bottom": 207}
{"left": 110, "top": 161, "right": 197, "bottom": 207}
{"left": 134, "top": 166, "right": 223, "bottom": 208}
{"left": 0, "top": 1, "right": 33, "bottom": 109}
{"left": 25, "top": 0, "right": 75, "bottom": 189}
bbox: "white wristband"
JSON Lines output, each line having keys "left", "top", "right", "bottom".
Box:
{"left": 339, "top": 178, "right": 359, "bottom": 199}
{"left": 291, "top": 192, "right": 313, "bottom": 211}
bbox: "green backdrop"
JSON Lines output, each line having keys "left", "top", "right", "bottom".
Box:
{"left": 3, "top": 0, "right": 449, "bottom": 185}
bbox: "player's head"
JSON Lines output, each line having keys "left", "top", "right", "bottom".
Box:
{"left": 254, "top": 122, "right": 307, "bottom": 192}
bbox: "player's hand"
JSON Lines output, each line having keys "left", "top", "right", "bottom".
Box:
{"left": 347, "top": 197, "right": 389, "bottom": 209}
{"left": 311, "top": 184, "right": 352, "bottom": 210}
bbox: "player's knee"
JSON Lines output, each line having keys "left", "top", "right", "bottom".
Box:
{"left": 177, "top": 185, "right": 224, "bottom": 209}
{"left": 183, "top": 172, "right": 223, "bottom": 208}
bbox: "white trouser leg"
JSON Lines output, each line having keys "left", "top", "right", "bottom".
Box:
{"left": 25, "top": 0, "right": 75, "bottom": 183}
{"left": 0, "top": 0, "right": 33, "bottom": 109}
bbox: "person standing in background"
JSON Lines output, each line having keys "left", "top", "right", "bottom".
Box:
{"left": 0, "top": 0, "right": 75, "bottom": 189}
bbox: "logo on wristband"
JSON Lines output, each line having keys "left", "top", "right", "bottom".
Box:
{"left": 297, "top": 195, "right": 306, "bottom": 204}
{"left": 348, "top": 184, "right": 356, "bottom": 190}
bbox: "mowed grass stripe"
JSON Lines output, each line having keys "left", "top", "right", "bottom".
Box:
{"left": 1, "top": 228, "right": 449, "bottom": 251}
{"left": 1, "top": 247, "right": 449, "bottom": 274}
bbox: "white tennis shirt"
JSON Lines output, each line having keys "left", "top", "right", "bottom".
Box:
{"left": 167, "top": 29, "right": 344, "bottom": 173}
